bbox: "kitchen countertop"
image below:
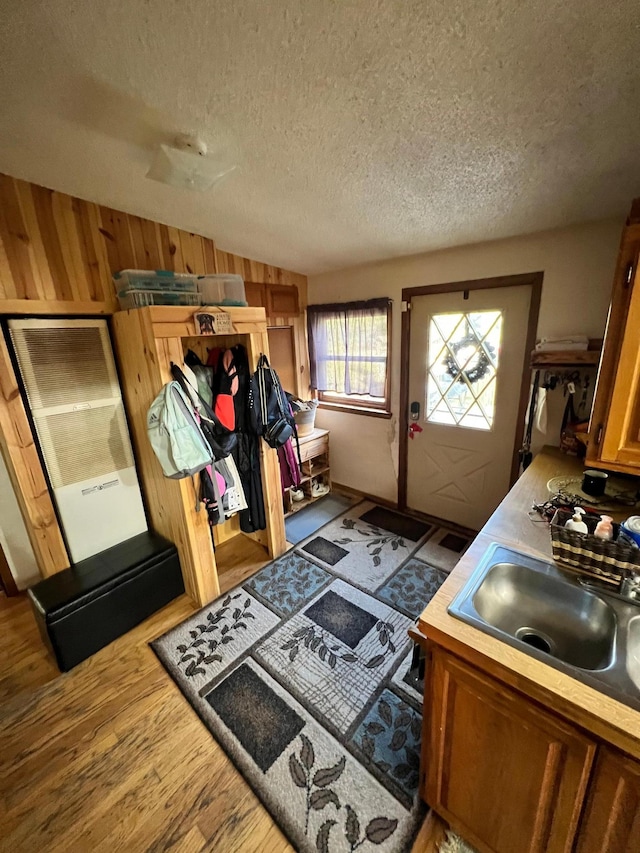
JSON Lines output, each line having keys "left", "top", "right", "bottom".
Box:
{"left": 418, "top": 447, "right": 640, "bottom": 760}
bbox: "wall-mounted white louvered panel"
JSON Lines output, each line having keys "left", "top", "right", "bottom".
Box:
{"left": 8, "top": 319, "right": 147, "bottom": 562}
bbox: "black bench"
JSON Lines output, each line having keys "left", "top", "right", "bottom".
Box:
{"left": 29, "top": 531, "right": 184, "bottom": 671}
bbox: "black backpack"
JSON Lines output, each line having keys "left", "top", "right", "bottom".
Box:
{"left": 250, "top": 354, "right": 300, "bottom": 456}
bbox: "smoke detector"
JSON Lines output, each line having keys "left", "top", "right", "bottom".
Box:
{"left": 146, "top": 134, "right": 237, "bottom": 191}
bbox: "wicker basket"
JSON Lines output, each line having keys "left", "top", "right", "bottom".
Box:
{"left": 550, "top": 508, "right": 640, "bottom": 583}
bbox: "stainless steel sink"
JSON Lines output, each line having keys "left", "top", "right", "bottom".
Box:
{"left": 473, "top": 562, "right": 616, "bottom": 670}
{"left": 448, "top": 544, "right": 640, "bottom": 710}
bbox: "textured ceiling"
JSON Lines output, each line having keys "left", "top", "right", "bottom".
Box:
{"left": 0, "top": 0, "right": 637, "bottom": 274}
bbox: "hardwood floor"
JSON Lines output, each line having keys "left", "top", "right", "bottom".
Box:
{"left": 0, "top": 535, "right": 447, "bottom": 852}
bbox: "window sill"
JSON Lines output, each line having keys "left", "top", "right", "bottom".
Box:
{"left": 317, "top": 401, "right": 392, "bottom": 419}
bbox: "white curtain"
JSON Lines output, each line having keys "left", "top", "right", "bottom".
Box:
{"left": 307, "top": 299, "right": 390, "bottom": 396}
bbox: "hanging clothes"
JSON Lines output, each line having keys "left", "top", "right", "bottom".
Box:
{"left": 227, "top": 344, "right": 267, "bottom": 533}
{"left": 278, "top": 438, "right": 302, "bottom": 492}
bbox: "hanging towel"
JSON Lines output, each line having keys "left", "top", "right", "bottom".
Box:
{"left": 535, "top": 386, "right": 548, "bottom": 434}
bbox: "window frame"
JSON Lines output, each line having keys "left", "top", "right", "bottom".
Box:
{"left": 310, "top": 301, "right": 392, "bottom": 418}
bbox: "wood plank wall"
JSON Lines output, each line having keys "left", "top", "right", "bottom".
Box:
{"left": 0, "top": 173, "right": 307, "bottom": 579}
{"left": 0, "top": 174, "right": 307, "bottom": 305}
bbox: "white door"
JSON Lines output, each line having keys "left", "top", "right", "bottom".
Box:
{"left": 406, "top": 285, "right": 531, "bottom": 530}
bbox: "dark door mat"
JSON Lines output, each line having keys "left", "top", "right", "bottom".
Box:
{"left": 285, "top": 492, "right": 357, "bottom": 545}
{"left": 359, "top": 506, "right": 432, "bottom": 542}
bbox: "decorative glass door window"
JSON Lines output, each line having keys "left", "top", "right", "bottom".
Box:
{"left": 425, "top": 310, "right": 503, "bottom": 430}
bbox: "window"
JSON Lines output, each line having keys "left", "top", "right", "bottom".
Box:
{"left": 307, "top": 299, "right": 391, "bottom": 416}
{"left": 425, "top": 310, "right": 503, "bottom": 430}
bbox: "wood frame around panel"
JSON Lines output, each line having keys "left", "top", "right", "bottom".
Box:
{"left": 0, "top": 333, "right": 70, "bottom": 577}
{"left": 111, "top": 305, "right": 287, "bottom": 607}
{"left": 398, "top": 271, "right": 543, "bottom": 510}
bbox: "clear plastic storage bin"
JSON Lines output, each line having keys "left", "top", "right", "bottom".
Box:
{"left": 197, "top": 274, "right": 247, "bottom": 306}
{"left": 113, "top": 269, "right": 199, "bottom": 294}
{"left": 117, "top": 290, "right": 201, "bottom": 310}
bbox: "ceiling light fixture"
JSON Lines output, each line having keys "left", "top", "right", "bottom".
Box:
{"left": 146, "top": 133, "right": 237, "bottom": 191}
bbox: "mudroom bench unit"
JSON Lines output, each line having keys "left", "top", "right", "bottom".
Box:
{"left": 111, "top": 305, "right": 287, "bottom": 608}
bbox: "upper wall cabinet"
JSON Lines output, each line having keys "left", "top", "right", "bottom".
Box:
{"left": 587, "top": 200, "right": 640, "bottom": 475}
{"left": 245, "top": 282, "right": 300, "bottom": 318}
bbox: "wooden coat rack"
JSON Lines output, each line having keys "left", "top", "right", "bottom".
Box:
{"left": 111, "top": 305, "right": 287, "bottom": 607}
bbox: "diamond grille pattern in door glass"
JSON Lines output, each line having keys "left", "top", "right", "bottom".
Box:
{"left": 425, "top": 311, "right": 503, "bottom": 430}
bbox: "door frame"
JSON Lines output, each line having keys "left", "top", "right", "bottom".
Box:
{"left": 398, "top": 271, "right": 543, "bottom": 511}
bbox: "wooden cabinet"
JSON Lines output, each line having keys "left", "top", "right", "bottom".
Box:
{"left": 425, "top": 647, "right": 596, "bottom": 853}
{"left": 268, "top": 283, "right": 299, "bottom": 317}
{"left": 244, "top": 281, "right": 267, "bottom": 308}
{"left": 244, "top": 282, "right": 300, "bottom": 318}
{"left": 575, "top": 747, "right": 640, "bottom": 853}
{"left": 587, "top": 199, "right": 640, "bottom": 474}
{"left": 284, "top": 429, "right": 331, "bottom": 517}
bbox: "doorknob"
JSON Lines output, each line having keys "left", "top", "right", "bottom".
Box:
{"left": 410, "top": 401, "right": 420, "bottom": 421}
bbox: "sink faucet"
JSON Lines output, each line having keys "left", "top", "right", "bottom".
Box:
{"left": 620, "top": 571, "right": 640, "bottom": 602}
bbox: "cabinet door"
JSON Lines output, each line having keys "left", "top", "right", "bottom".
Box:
{"left": 587, "top": 200, "right": 640, "bottom": 473}
{"left": 425, "top": 649, "right": 595, "bottom": 853}
{"left": 244, "top": 281, "right": 267, "bottom": 308}
{"left": 267, "top": 284, "right": 299, "bottom": 317}
{"left": 599, "top": 259, "right": 640, "bottom": 467}
{"left": 267, "top": 325, "right": 296, "bottom": 393}
{"left": 575, "top": 747, "right": 640, "bottom": 853}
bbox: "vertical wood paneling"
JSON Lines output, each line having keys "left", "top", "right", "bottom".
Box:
{"left": 10, "top": 177, "right": 52, "bottom": 299}
{"left": 214, "top": 248, "right": 243, "bottom": 276}
{"left": 98, "top": 206, "right": 136, "bottom": 272}
{"left": 0, "top": 222, "right": 14, "bottom": 299}
{"left": 177, "top": 231, "right": 200, "bottom": 274}
{"left": 127, "top": 215, "right": 148, "bottom": 270}
{"left": 165, "top": 226, "right": 185, "bottom": 271}
{"left": 31, "top": 184, "right": 75, "bottom": 300}
{"left": 14, "top": 180, "right": 56, "bottom": 299}
{"left": 203, "top": 237, "right": 217, "bottom": 274}
{"left": 138, "top": 218, "right": 164, "bottom": 270}
{"left": 156, "top": 223, "right": 176, "bottom": 271}
{"left": 0, "top": 173, "right": 306, "bottom": 308}
{"left": 52, "top": 192, "right": 88, "bottom": 301}
{"left": 73, "top": 198, "right": 106, "bottom": 301}
{"left": 0, "top": 174, "right": 37, "bottom": 299}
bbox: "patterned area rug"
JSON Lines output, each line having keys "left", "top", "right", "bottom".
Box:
{"left": 152, "top": 501, "right": 470, "bottom": 853}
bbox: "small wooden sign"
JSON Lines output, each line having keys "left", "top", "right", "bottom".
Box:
{"left": 194, "top": 310, "right": 233, "bottom": 335}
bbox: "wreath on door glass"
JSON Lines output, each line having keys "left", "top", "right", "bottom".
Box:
{"left": 444, "top": 335, "right": 495, "bottom": 384}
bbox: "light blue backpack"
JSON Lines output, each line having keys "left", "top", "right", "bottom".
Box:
{"left": 147, "top": 381, "right": 213, "bottom": 479}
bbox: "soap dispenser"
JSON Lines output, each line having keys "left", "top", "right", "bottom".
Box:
{"left": 565, "top": 507, "right": 588, "bottom": 534}
{"left": 594, "top": 515, "right": 614, "bottom": 540}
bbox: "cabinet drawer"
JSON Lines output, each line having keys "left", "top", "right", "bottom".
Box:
{"left": 299, "top": 436, "right": 328, "bottom": 462}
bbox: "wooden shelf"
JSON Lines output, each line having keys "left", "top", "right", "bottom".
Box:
{"left": 299, "top": 465, "right": 330, "bottom": 485}
{"left": 530, "top": 349, "right": 601, "bottom": 369}
{"left": 284, "top": 429, "right": 331, "bottom": 516}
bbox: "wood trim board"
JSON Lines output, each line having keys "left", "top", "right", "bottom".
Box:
{"left": 0, "top": 541, "right": 19, "bottom": 596}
